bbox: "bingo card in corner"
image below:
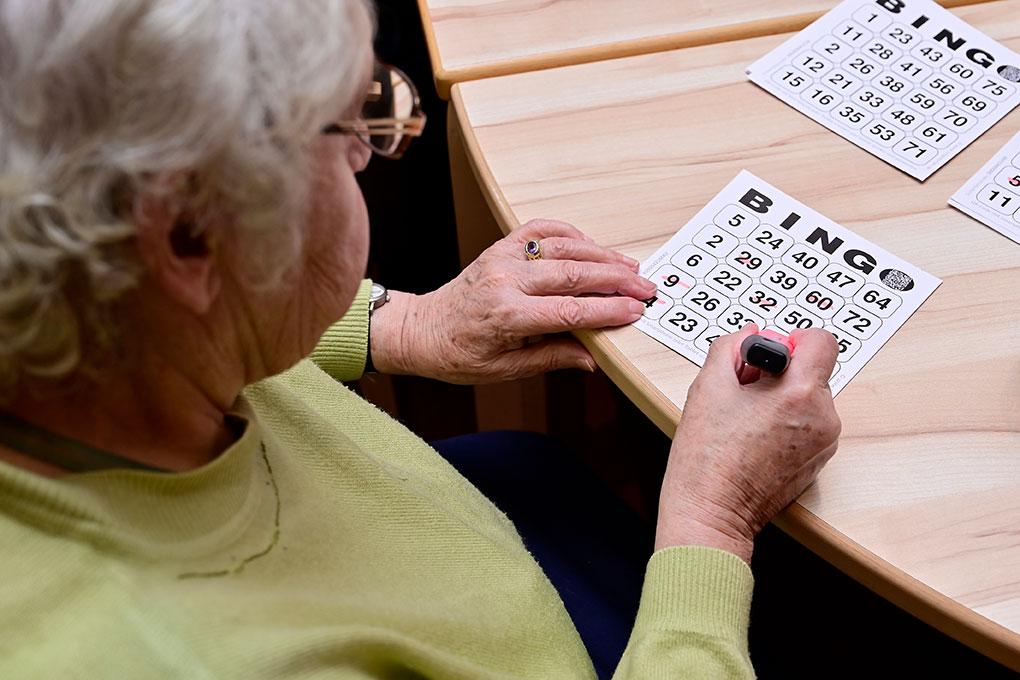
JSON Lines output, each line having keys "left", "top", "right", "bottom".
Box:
{"left": 746, "top": 0, "right": 1020, "bottom": 181}
{"left": 949, "top": 128, "right": 1020, "bottom": 243}
{"left": 633, "top": 170, "right": 941, "bottom": 396}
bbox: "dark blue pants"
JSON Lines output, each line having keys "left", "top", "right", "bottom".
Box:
{"left": 430, "top": 431, "right": 650, "bottom": 679}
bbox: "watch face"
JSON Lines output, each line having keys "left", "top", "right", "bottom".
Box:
{"left": 369, "top": 283, "right": 389, "bottom": 311}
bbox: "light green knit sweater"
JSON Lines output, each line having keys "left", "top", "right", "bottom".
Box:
{"left": 0, "top": 280, "right": 755, "bottom": 678}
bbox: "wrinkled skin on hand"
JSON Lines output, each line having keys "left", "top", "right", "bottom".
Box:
{"left": 655, "top": 324, "right": 842, "bottom": 564}
{"left": 370, "top": 219, "right": 657, "bottom": 384}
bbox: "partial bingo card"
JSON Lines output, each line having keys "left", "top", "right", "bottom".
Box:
{"left": 634, "top": 171, "right": 941, "bottom": 396}
{"left": 950, "top": 128, "right": 1020, "bottom": 243}
{"left": 747, "top": 0, "right": 1020, "bottom": 181}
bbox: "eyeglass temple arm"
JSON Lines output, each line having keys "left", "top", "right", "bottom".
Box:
{"left": 324, "top": 114, "right": 427, "bottom": 137}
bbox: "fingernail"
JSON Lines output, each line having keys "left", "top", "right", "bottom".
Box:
{"left": 639, "top": 276, "right": 656, "bottom": 291}
{"left": 629, "top": 300, "right": 646, "bottom": 315}
{"left": 623, "top": 256, "right": 640, "bottom": 270}
{"left": 579, "top": 358, "right": 597, "bottom": 372}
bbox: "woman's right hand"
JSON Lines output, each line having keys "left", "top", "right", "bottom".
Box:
{"left": 654, "top": 324, "right": 842, "bottom": 564}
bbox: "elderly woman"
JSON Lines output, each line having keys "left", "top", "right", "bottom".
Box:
{"left": 0, "top": 0, "right": 841, "bottom": 677}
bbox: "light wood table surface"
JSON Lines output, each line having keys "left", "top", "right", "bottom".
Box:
{"left": 451, "top": 1, "right": 1020, "bottom": 669}
{"left": 418, "top": 0, "right": 988, "bottom": 99}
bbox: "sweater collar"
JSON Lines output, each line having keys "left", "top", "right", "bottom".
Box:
{"left": 0, "top": 397, "right": 274, "bottom": 559}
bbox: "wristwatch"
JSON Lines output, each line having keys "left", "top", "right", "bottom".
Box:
{"left": 365, "top": 283, "right": 389, "bottom": 372}
{"left": 368, "top": 282, "right": 390, "bottom": 314}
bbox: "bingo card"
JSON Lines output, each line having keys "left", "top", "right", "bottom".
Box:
{"left": 949, "top": 127, "right": 1020, "bottom": 243}
{"left": 634, "top": 170, "right": 941, "bottom": 396}
{"left": 746, "top": 0, "right": 1020, "bottom": 181}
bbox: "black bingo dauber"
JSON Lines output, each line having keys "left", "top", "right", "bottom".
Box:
{"left": 740, "top": 331, "right": 793, "bottom": 374}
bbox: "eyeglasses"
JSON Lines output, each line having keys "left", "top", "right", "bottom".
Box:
{"left": 322, "top": 61, "right": 426, "bottom": 159}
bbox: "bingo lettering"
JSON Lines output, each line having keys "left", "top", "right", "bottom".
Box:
{"left": 874, "top": 0, "right": 1018, "bottom": 77}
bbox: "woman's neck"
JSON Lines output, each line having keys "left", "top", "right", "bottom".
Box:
{"left": 0, "top": 344, "right": 243, "bottom": 477}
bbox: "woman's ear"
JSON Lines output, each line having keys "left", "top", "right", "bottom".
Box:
{"left": 132, "top": 182, "right": 221, "bottom": 316}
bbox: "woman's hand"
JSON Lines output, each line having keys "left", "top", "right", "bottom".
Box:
{"left": 368, "top": 219, "right": 657, "bottom": 383}
{"left": 655, "top": 324, "right": 842, "bottom": 564}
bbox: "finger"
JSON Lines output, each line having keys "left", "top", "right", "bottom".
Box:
{"left": 486, "top": 337, "right": 599, "bottom": 381}
{"left": 756, "top": 441, "right": 840, "bottom": 530}
{"left": 513, "top": 218, "right": 592, "bottom": 243}
{"left": 785, "top": 439, "right": 840, "bottom": 497}
{"left": 699, "top": 323, "right": 760, "bottom": 384}
{"left": 784, "top": 328, "right": 839, "bottom": 388}
{"left": 523, "top": 260, "right": 656, "bottom": 299}
{"left": 517, "top": 295, "right": 646, "bottom": 335}
{"left": 534, "top": 236, "right": 640, "bottom": 271}
{"left": 736, "top": 362, "right": 762, "bottom": 385}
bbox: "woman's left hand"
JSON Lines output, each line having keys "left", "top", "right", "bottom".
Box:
{"left": 368, "top": 219, "right": 657, "bottom": 384}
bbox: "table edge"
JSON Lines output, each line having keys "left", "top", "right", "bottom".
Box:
{"left": 449, "top": 84, "right": 1020, "bottom": 671}
{"left": 423, "top": 0, "right": 990, "bottom": 100}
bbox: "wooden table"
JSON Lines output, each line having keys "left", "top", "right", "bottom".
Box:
{"left": 451, "top": 1, "right": 1020, "bottom": 669}
{"left": 418, "top": 0, "right": 988, "bottom": 99}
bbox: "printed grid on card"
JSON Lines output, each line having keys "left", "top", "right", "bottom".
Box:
{"left": 746, "top": 0, "right": 1020, "bottom": 181}
{"left": 633, "top": 170, "right": 941, "bottom": 396}
{"left": 950, "top": 128, "right": 1020, "bottom": 243}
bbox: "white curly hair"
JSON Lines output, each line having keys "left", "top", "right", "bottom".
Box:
{"left": 0, "top": 0, "right": 374, "bottom": 393}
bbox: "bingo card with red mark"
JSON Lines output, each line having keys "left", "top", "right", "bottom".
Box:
{"left": 634, "top": 170, "right": 941, "bottom": 396}
{"left": 950, "top": 128, "right": 1020, "bottom": 242}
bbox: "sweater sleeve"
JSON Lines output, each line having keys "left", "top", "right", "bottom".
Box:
{"left": 612, "top": 546, "right": 756, "bottom": 680}
{"left": 309, "top": 279, "right": 373, "bottom": 382}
